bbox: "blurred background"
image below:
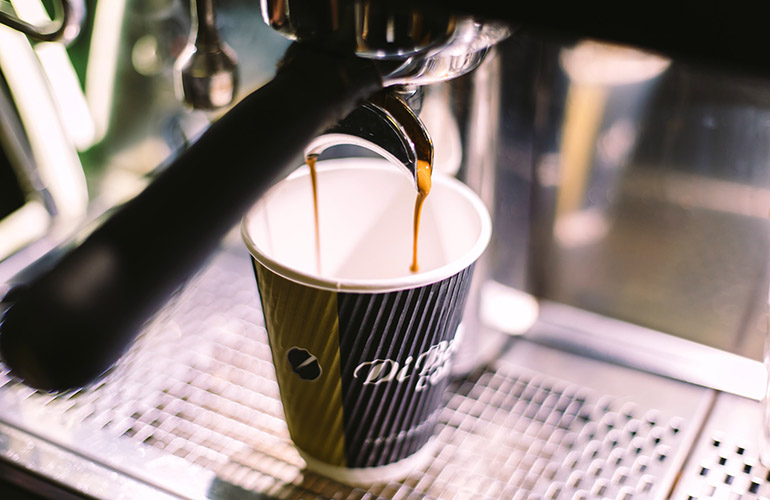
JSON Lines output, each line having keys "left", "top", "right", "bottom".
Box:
{"left": 3, "top": 1, "right": 770, "bottom": 498}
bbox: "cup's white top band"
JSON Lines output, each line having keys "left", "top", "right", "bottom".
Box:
{"left": 242, "top": 158, "right": 491, "bottom": 293}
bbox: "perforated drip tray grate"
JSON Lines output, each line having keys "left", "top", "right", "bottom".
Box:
{"left": 0, "top": 245, "right": 763, "bottom": 499}
{"left": 690, "top": 437, "right": 762, "bottom": 497}
{"left": 412, "top": 370, "right": 683, "bottom": 500}
{"left": 0, "top": 354, "right": 686, "bottom": 499}
{"left": 672, "top": 392, "right": 770, "bottom": 500}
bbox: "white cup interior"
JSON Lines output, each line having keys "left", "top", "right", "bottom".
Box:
{"left": 242, "top": 158, "right": 491, "bottom": 292}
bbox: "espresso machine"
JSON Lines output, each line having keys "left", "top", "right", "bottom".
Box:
{"left": 2, "top": 1, "right": 770, "bottom": 498}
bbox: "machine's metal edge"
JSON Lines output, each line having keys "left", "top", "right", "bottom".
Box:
{"left": 655, "top": 389, "right": 717, "bottom": 500}
{"left": 0, "top": 418, "right": 213, "bottom": 500}
{"left": 527, "top": 300, "right": 766, "bottom": 401}
{"left": 0, "top": 421, "right": 188, "bottom": 499}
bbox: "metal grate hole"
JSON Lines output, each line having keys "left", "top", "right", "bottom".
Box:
{"left": 679, "top": 431, "right": 770, "bottom": 499}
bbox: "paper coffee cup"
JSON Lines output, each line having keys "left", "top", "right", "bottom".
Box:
{"left": 241, "top": 158, "right": 491, "bottom": 483}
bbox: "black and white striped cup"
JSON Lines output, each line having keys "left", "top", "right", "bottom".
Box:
{"left": 242, "top": 158, "right": 491, "bottom": 484}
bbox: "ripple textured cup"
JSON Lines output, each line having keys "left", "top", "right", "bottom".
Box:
{"left": 241, "top": 158, "right": 491, "bottom": 483}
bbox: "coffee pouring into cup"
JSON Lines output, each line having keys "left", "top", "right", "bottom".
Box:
{"left": 0, "top": 1, "right": 509, "bottom": 391}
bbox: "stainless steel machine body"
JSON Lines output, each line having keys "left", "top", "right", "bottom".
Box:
{"left": 1, "top": 1, "right": 769, "bottom": 498}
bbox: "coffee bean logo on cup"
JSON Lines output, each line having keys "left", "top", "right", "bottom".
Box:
{"left": 287, "top": 347, "right": 322, "bottom": 381}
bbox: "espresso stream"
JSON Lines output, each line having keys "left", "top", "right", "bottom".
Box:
{"left": 411, "top": 159, "right": 432, "bottom": 273}
{"left": 306, "top": 156, "right": 431, "bottom": 275}
{"left": 307, "top": 154, "right": 322, "bottom": 274}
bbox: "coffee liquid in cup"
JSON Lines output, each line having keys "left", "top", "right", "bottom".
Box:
{"left": 306, "top": 155, "right": 432, "bottom": 275}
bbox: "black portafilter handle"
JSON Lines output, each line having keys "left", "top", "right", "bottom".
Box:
{"left": 0, "top": 43, "right": 383, "bottom": 392}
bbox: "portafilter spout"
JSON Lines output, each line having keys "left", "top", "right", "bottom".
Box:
{"left": 305, "top": 88, "right": 433, "bottom": 188}
{"left": 270, "top": 0, "right": 510, "bottom": 189}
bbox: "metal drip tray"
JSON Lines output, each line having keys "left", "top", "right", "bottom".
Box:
{"left": 672, "top": 392, "right": 770, "bottom": 500}
{"left": 0, "top": 243, "right": 766, "bottom": 499}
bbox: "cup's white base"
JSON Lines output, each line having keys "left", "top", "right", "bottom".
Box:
{"left": 298, "top": 438, "right": 438, "bottom": 485}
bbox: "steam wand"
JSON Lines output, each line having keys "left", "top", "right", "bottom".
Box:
{"left": 174, "top": 0, "right": 238, "bottom": 110}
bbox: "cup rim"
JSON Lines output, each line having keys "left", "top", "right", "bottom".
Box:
{"left": 241, "top": 158, "right": 491, "bottom": 293}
